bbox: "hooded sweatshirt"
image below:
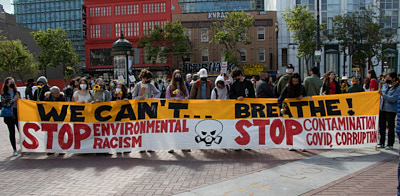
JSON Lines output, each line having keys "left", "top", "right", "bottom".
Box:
{"left": 211, "top": 75, "right": 229, "bottom": 100}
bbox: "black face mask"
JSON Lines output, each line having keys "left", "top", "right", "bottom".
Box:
{"left": 99, "top": 84, "right": 105, "bottom": 89}
{"left": 235, "top": 79, "right": 240, "bottom": 83}
{"left": 9, "top": 84, "right": 15, "bottom": 89}
{"left": 386, "top": 79, "right": 392, "bottom": 84}
{"left": 175, "top": 77, "right": 182, "bottom": 81}
{"left": 201, "top": 78, "right": 207, "bottom": 81}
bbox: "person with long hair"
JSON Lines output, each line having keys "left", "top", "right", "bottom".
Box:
{"left": 112, "top": 82, "right": 131, "bottom": 100}
{"left": 1, "top": 77, "right": 21, "bottom": 156}
{"left": 132, "top": 69, "right": 161, "bottom": 99}
{"left": 277, "top": 73, "right": 307, "bottom": 151}
{"left": 378, "top": 72, "right": 400, "bottom": 150}
{"left": 166, "top": 70, "right": 189, "bottom": 100}
{"left": 165, "top": 70, "right": 190, "bottom": 153}
{"left": 72, "top": 78, "right": 93, "bottom": 103}
{"left": 364, "top": 69, "right": 378, "bottom": 91}
{"left": 320, "top": 71, "right": 341, "bottom": 95}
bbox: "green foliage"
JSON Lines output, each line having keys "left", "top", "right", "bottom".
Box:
{"left": 31, "top": 27, "right": 80, "bottom": 79}
{"left": 282, "top": 4, "right": 319, "bottom": 74}
{"left": 0, "top": 31, "right": 38, "bottom": 80}
{"left": 138, "top": 22, "right": 191, "bottom": 65}
{"left": 211, "top": 11, "right": 255, "bottom": 66}
{"left": 333, "top": 7, "right": 388, "bottom": 69}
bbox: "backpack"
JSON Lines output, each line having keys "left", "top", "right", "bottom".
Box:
{"left": 213, "top": 85, "right": 230, "bottom": 99}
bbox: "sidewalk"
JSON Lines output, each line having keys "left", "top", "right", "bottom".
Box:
{"left": 0, "top": 118, "right": 397, "bottom": 196}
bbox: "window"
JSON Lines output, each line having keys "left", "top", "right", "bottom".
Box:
{"left": 90, "top": 48, "right": 113, "bottom": 66}
{"left": 239, "top": 48, "right": 247, "bottom": 62}
{"left": 282, "top": 48, "right": 288, "bottom": 67}
{"left": 257, "top": 27, "right": 265, "bottom": 40}
{"left": 201, "top": 48, "right": 209, "bottom": 62}
{"left": 258, "top": 48, "right": 265, "bottom": 62}
{"left": 201, "top": 28, "right": 208, "bottom": 42}
{"left": 183, "top": 29, "right": 191, "bottom": 41}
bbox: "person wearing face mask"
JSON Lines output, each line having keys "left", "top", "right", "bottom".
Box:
{"left": 33, "top": 76, "right": 51, "bottom": 101}
{"left": 166, "top": 70, "right": 189, "bottom": 100}
{"left": 1, "top": 77, "right": 21, "bottom": 156}
{"left": 211, "top": 75, "right": 230, "bottom": 100}
{"left": 277, "top": 73, "right": 307, "bottom": 152}
{"left": 72, "top": 78, "right": 93, "bottom": 103}
{"left": 378, "top": 72, "right": 400, "bottom": 150}
{"left": 165, "top": 70, "right": 190, "bottom": 153}
{"left": 113, "top": 82, "right": 131, "bottom": 100}
{"left": 63, "top": 77, "right": 81, "bottom": 102}
{"left": 92, "top": 78, "right": 112, "bottom": 102}
{"left": 190, "top": 68, "right": 213, "bottom": 99}
{"left": 229, "top": 68, "right": 255, "bottom": 100}
{"left": 132, "top": 69, "right": 161, "bottom": 99}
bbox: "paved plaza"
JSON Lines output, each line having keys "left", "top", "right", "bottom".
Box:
{"left": 0, "top": 120, "right": 397, "bottom": 196}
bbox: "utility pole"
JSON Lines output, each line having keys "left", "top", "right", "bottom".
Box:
{"left": 316, "top": 0, "right": 321, "bottom": 71}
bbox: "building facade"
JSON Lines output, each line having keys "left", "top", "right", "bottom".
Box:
{"left": 173, "top": 11, "right": 277, "bottom": 77}
{"left": 13, "top": 0, "right": 85, "bottom": 66}
{"left": 275, "top": 0, "right": 400, "bottom": 78}
{"left": 84, "top": 0, "right": 173, "bottom": 82}
{"left": 177, "top": 0, "right": 264, "bottom": 13}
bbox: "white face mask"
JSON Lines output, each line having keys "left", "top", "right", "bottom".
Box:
{"left": 80, "top": 84, "right": 87, "bottom": 89}
{"left": 115, "top": 88, "right": 122, "bottom": 93}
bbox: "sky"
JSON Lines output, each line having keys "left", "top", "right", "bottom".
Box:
{"left": 0, "top": 0, "right": 13, "bottom": 14}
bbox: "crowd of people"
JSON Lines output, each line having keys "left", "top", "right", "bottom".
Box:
{"left": 1, "top": 65, "right": 399, "bottom": 157}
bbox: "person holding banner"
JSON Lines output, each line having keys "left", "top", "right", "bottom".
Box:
{"left": 72, "top": 78, "right": 93, "bottom": 103}
{"left": 33, "top": 76, "right": 50, "bottom": 101}
{"left": 277, "top": 73, "right": 307, "bottom": 151}
{"left": 229, "top": 68, "right": 255, "bottom": 100}
{"left": 211, "top": 75, "right": 230, "bottom": 100}
{"left": 320, "top": 71, "right": 341, "bottom": 95}
{"left": 1, "top": 77, "right": 20, "bottom": 156}
{"left": 378, "top": 72, "right": 400, "bottom": 150}
{"left": 91, "top": 78, "right": 112, "bottom": 102}
{"left": 112, "top": 82, "right": 132, "bottom": 100}
{"left": 166, "top": 70, "right": 191, "bottom": 153}
{"left": 190, "top": 68, "right": 213, "bottom": 99}
{"left": 132, "top": 69, "right": 161, "bottom": 99}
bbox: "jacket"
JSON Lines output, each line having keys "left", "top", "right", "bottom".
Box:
{"left": 256, "top": 79, "right": 274, "bottom": 98}
{"left": 277, "top": 85, "right": 307, "bottom": 109}
{"left": 44, "top": 92, "right": 66, "bottom": 102}
{"left": 131, "top": 81, "right": 161, "bottom": 99}
{"left": 276, "top": 74, "right": 291, "bottom": 95}
{"left": 380, "top": 84, "right": 400, "bottom": 113}
{"left": 33, "top": 84, "right": 50, "bottom": 101}
{"left": 229, "top": 78, "right": 255, "bottom": 99}
{"left": 190, "top": 79, "right": 213, "bottom": 99}
{"left": 321, "top": 80, "right": 341, "bottom": 95}
{"left": 211, "top": 76, "right": 229, "bottom": 100}
{"left": 304, "top": 75, "right": 323, "bottom": 96}
{"left": 1, "top": 91, "right": 20, "bottom": 108}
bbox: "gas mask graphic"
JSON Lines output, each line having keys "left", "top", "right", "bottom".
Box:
{"left": 195, "top": 120, "right": 223, "bottom": 146}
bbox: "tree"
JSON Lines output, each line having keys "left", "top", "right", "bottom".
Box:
{"left": 282, "top": 4, "right": 319, "bottom": 75}
{"left": 137, "top": 21, "right": 191, "bottom": 69}
{"left": 211, "top": 11, "right": 254, "bottom": 67}
{"left": 31, "top": 27, "right": 80, "bottom": 86}
{"left": 333, "top": 8, "right": 388, "bottom": 75}
{"left": 0, "top": 31, "right": 38, "bottom": 81}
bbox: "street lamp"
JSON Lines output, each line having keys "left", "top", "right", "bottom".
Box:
{"left": 275, "top": 22, "right": 279, "bottom": 70}
{"left": 111, "top": 33, "right": 133, "bottom": 86}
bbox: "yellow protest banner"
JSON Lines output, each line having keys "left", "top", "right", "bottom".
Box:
{"left": 17, "top": 92, "right": 379, "bottom": 153}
